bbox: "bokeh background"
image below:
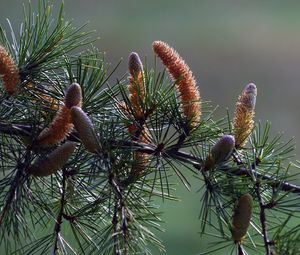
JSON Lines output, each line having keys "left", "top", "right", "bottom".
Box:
{"left": 1, "top": 0, "right": 300, "bottom": 254}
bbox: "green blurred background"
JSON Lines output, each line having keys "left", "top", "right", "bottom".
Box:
{"left": 1, "top": 0, "right": 300, "bottom": 254}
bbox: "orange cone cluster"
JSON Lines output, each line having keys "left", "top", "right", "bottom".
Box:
{"left": 37, "top": 83, "right": 82, "bottom": 146}
{"left": 0, "top": 45, "right": 20, "bottom": 95}
{"left": 152, "top": 41, "right": 201, "bottom": 130}
{"left": 128, "top": 52, "right": 145, "bottom": 119}
{"left": 131, "top": 126, "right": 151, "bottom": 177}
{"left": 125, "top": 52, "right": 150, "bottom": 176}
{"left": 233, "top": 83, "right": 257, "bottom": 148}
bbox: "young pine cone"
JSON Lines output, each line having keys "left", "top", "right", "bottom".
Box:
{"left": 230, "top": 194, "right": 253, "bottom": 242}
{"left": 204, "top": 135, "right": 235, "bottom": 170}
{"left": 28, "top": 141, "right": 76, "bottom": 177}
{"left": 71, "top": 106, "right": 101, "bottom": 153}
{"left": 152, "top": 40, "right": 201, "bottom": 130}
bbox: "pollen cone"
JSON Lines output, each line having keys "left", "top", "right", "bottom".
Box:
{"left": 128, "top": 52, "right": 145, "bottom": 119}
{"left": 37, "top": 83, "right": 82, "bottom": 146}
{"left": 124, "top": 52, "right": 151, "bottom": 177}
{"left": 131, "top": 127, "right": 151, "bottom": 177}
{"left": 37, "top": 106, "right": 73, "bottom": 146}
{"left": 233, "top": 83, "right": 257, "bottom": 148}
{"left": 152, "top": 40, "right": 201, "bottom": 129}
{"left": 0, "top": 45, "right": 20, "bottom": 95}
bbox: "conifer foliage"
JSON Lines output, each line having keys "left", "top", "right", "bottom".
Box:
{"left": 1, "top": 1, "right": 300, "bottom": 255}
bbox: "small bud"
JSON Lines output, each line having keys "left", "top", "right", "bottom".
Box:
{"left": 204, "top": 135, "right": 235, "bottom": 170}
{"left": 71, "top": 106, "right": 101, "bottom": 153}
{"left": 65, "top": 83, "right": 82, "bottom": 109}
{"left": 211, "top": 135, "right": 235, "bottom": 162}
{"left": 231, "top": 194, "right": 253, "bottom": 242}
{"left": 128, "top": 52, "right": 143, "bottom": 76}
{"left": 28, "top": 142, "right": 76, "bottom": 177}
{"left": 240, "top": 83, "right": 257, "bottom": 110}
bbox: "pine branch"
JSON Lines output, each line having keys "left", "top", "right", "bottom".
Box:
{"left": 1, "top": 2, "right": 300, "bottom": 253}
{"left": 2, "top": 122, "right": 300, "bottom": 197}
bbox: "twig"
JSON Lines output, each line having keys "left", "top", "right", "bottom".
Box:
{"left": 112, "top": 199, "right": 121, "bottom": 255}
{"left": 172, "top": 123, "right": 191, "bottom": 151}
{"left": 109, "top": 172, "right": 129, "bottom": 255}
{"left": 53, "top": 168, "right": 67, "bottom": 254}
{"left": 255, "top": 180, "right": 272, "bottom": 255}
{"left": 250, "top": 155, "right": 272, "bottom": 255}
{"left": 237, "top": 244, "right": 246, "bottom": 255}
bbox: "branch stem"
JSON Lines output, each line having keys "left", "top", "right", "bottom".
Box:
{"left": 237, "top": 244, "right": 246, "bottom": 255}
{"left": 109, "top": 172, "right": 129, "bottom": 255}
{"left": 2, "top": 123, "right": 300, "bottom": 195}
{"left": 255, "top": 181, "right": 272, "bottom": 255}
{"left": 53, "top": 168, "right": 67, "bottom": 254}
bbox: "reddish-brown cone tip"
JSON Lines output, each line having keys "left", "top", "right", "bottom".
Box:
{"left": 129, "top": 52, "right": 143, "bottom": 77}
{"left": 65, "top": 83, "right": 82, "bottom": 109}
{"left": 128, "top": 52, "right": 145, "bottom": 119}
{"left": 152, "top": 40, "right": 201, "bottom": 129}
